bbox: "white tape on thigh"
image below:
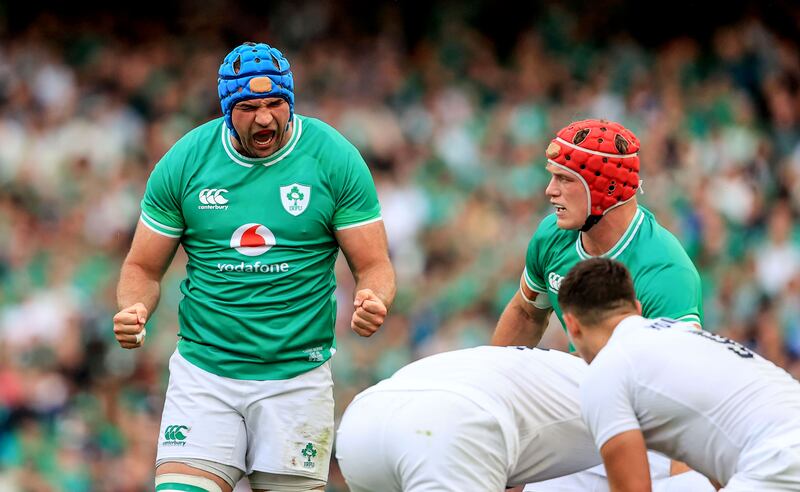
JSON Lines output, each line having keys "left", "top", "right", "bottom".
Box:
{"left": 155, "top": 473, "right": 223, "bottom": 492}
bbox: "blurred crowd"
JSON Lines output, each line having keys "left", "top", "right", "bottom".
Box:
{"left": 1, "top": 2, "right": 800, "bottom": 490}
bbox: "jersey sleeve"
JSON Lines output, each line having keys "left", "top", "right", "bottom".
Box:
{"left": 636, "top": 264, "right": 702, "bottom": 326}
{"left": 581, "top": 351, "right": 641, "bottom": 450}
{"left": 139, "top": 147, "right": 185, "bottom": 238}
{"left": 331, "top": 146, "right": 382, "bottom": 230}
{"left": 522, "top": 218, "right": 553, "bottom": 294}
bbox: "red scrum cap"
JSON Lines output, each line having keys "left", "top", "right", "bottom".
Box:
{"left": 546, "top": 119, "right": 641, "bottom": 231}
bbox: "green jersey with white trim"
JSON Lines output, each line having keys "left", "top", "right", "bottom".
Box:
{"left": 140, "top": 115, "right": 381, "bottom": 380}
{"left": 524, "top": 206, "right": 703, "bottom": 328}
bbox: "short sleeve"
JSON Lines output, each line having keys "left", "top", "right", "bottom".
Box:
{"left": 140, "top": 148, "right": 185, "bottom": 238}
{"left": 581, "top": 351, "right": 641, "bottom": 450}
{"left": 522, "top": 219, "right": 552, "bottom": 294}
{"left": 331, "top": 147, "right": 381, "bottom": 230}
{"left": 636, "top": 264, "right": 702, "bottom": 326}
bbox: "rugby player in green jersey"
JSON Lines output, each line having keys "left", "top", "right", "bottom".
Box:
{"left": 492, "top": 119, "right": 703, "bottom": 492}
{"left": 112, "top": 42, "right": 395, "bottom": 492}
{"left": 493, "top": 118, "right": 701, "bottom": 348}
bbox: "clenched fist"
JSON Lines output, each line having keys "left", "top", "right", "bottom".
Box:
{"left": 351, "top": 289, "right": 387, "bottom": 337}
{"left": 113, "top": 303, "right": 148, "bottom": 349}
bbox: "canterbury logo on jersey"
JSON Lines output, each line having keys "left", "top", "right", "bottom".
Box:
{"left": 162, "top": 425, "right": 190, "bottom": 446}
{"left": 198, "top": 188, "right": 229, "bottom": 210}
{"left": 548, "top": 272, "right": 564, "bottom": 292}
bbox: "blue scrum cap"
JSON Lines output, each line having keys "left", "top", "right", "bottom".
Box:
{"left": 218, "top": 42, "right": 294, "bottom": 141}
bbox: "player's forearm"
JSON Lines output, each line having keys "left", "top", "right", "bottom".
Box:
{"left": 353, "top": 262, "right": 396, "bottom": 311}
{"left": 492, "top": 295, "right": 550, "bottom": 346}
{"left": 602, "top": 431, "right": 652, "bottom": 492}
{"left": 607, "top": 457, "right": 651, "bottom": 492}
{"left": 116, "top": 261, "right": 163, "bottom": 314}
{"left": 609, "top": 478, "right": 651, "bottom": 492}
{"left": 492, "top": 312, "right": 544, "bottom": 346}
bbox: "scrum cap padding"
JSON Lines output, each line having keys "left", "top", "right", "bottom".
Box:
{"left": 218, "top": 42, "right": 294, "bottom": 140}
{"left": 546, "top": 119, "right": 640, "bottom": 217}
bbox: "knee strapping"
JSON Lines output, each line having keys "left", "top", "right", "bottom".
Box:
{"left": 155, "top": 473, "right": 224, "bottom": 492}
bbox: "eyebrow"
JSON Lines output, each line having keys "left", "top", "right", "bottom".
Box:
{"left": 549, "top": 169, "right": 574, "bottom": 179}
{"left": 238, "top": 99, "right": 282, "bottom": 107}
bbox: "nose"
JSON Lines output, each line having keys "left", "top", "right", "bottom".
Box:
{"left": 254, "top": 107, "right": 274, "bottom": 126}
{"left": 545, "top": 176, "right": 559, "bottom": 197}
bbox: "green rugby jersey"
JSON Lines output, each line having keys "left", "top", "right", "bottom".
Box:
{"left": 524, "top": 206, "right": 703, "bottom": 328}
{"left": 139, "top": 115, "right": 381, "bottom": 380}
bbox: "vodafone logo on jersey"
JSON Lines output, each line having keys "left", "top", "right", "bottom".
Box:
{"left": 230, "top": 223, "right": 276, "bottom": 256}
{"left": 218, "top": 223, "right": 288, "bottom": 274}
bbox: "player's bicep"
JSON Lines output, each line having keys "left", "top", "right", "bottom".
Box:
{"left": 335, "top": 220, "right": 391, "bottom": 275}
{"left": 124, "top": 220, "right": 181, "bottom": 279}
{"left": 600, "top": 430, "right": 651, "bottom": 492}
{"left": 511, "top": 288, "right": 552, "bottom": 324}
{"left": 520, "top": 272, "right": 552, "bottom": 310}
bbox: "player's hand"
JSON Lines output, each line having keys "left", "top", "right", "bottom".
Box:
{"left": 351, "top": 289, "right": 387, "bottom": 337}
{"left": 113, "top": 303, "right": 148, "bottom": 349}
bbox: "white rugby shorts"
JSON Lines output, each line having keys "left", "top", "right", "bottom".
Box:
{"left": 156, "top": 350, "right": 334, "bottom": 483}
{"left": 722, "top": 432, "right": 800, "bottom": 491}
{"left": 336, "top": 389, "right": 509, "bottom": 492}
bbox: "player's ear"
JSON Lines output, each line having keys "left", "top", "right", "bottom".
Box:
{"left": 634, "top": 300, "right": 642, "bottom": 315}
{"left": 563, "top": 312, "right": 581, "bottom": 340}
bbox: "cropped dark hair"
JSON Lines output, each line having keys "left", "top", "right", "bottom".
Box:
{"left": 558, "top": 258, "right": 638, "bottom": 325}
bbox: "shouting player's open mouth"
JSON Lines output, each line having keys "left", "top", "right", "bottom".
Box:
{"left": 253, "top": 129, "right": 276, "bottom": 148}
{"left": 554, "top": 204, "right": 567, "bottom": 217}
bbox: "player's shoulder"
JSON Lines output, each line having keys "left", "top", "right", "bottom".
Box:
{"left": 534, "top": 347, "right": 590, "bottom": 376}
{"left": 633, "top": 207, "right": 697, "bottom": 270}
{"left": 175, "top": 117, "right": 224, "bottom": 149}
{"left": 638, "top": 207, "right": 691, "bottom": 257}
{"left": 157, "top": 117, "right": 224, "bottom": 171}
{"left": 471, "top": 345, "right": 585, "bottom": 366}
{"left": 594, "top": 317, "right": 652, "bottom": 362}
{"left": 296, "top": 114, "right": 359, "bottom": 154}
{"left": 605, "top": 316, "right": 692, "bottom": 361}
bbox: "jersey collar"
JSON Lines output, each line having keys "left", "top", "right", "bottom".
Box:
{"left": 221, "top": 115, "right": 304, "bottom": 168}
{"left": 576, "top": 206, "right": 644, "bottom": 260}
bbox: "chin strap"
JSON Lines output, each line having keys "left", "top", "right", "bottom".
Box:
{"left": 580, "top": 214, "right": 603, "bottom": 232}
